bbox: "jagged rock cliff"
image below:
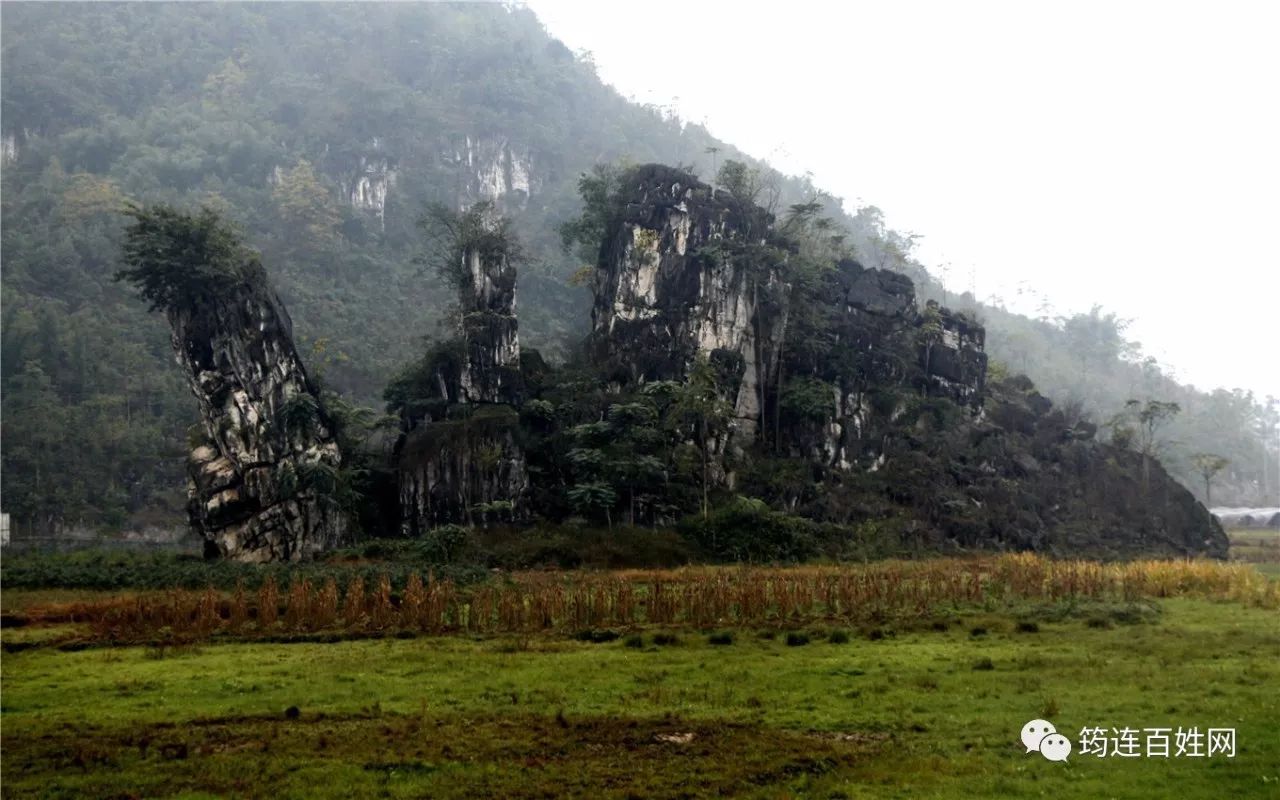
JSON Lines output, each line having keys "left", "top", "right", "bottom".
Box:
{"left": 385, "top": 163, "right": 1225, "bottom": 559}
{"left": 592, "top": 164, "right": 779, "bottom": 448}
{"left": 589, "top": 166, "right": 988, "bottom": 474}
{"left": 458, "top": 217, "right": 522, "bottom": 405}
{"left": 447, "top": 135, "right": 538, "bottom": 208}
{"left": 119, "top": 206, "right": 347, "bottom": 562}
{"left": 169, "top": 280, "right": 345, "bottom": 562}
{"left": 395, "top": 205, "right": 529, "bottom": 535}
{"left": 581, "top": 165, "right": 1224, "bottom": 558}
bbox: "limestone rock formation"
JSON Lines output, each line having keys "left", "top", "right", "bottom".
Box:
{"left": 589, "top": 166, "right": 986, "bottom": 472}
{"left": 385, "top": 162, "right": 1224, "bottom": 559}
{"left": 592, "top": 164, "right": 782, "bottom": 452}
{"left": 397, "top": 407, "right": 528, "bottom": 534}
{"left": 583, "top": 165, "right": 1224, "bottom": 558}
{"left": 342, "top": 154, "right": 397, "bottom": 229}
{"left": 394, "top": 204, "right": 528, "bottom": 535}
{"left": 169, "top": 283, "right": 345, "bottom": 561}
{"left": 447, "top": 135, "right": 537, "bottom": 207}
{"left": 458, "top": 220, "right": 522, "bottom": 405}
{"left": 119, "top": 206, "right": 347, "bottom": 561}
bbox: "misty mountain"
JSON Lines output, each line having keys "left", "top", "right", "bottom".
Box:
{"left": 2, "top": 2, "right": 1274, "bottom": 531}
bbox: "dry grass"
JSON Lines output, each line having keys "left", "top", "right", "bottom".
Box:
{"left": 19, "top": 554, "right": 1276, "bottom": 646}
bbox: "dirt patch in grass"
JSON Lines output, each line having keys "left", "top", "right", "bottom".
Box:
{"left": 1, "top": 711, "right": 887, "bottom": 799}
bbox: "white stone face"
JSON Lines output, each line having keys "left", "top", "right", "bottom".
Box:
{"left": 627, "top": 226, "right": 661, "bottom": 302}
{"left": 463, "top": 136, "right": 535, "bottom": 204}
{"left": 1, "top": 134, "right": 16, "bottom": 164}
{"left": 345, "top": 156, "right": 397, "bottom": 229}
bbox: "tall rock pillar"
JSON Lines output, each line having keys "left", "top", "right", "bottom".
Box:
{"left": 121, "top": 206, "right": 345, "bottom": 561}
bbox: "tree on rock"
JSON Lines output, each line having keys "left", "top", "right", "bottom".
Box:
{"left": 117, "top": 205, "right": 347, "bottom": 561}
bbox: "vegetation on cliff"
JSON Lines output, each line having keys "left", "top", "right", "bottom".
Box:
{"left": 384, "top": 164, "right": 1225, "bottom": 559}
{"left": 2, "top": 3, "right": 1275, "bottom": 536}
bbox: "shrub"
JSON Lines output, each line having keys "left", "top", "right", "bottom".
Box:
{"left": 828, "top": 629, "right": 850, "bottom": 644}
{"left": 678, "top": 497, "right": 820, "bottom": 562}
{"left": 707, "top": 631, "right": 734, "bottom": 646}
{"left": 972, "top": 657, "right": 995, "bottom": 671}
{"left": 117, "top": 205, "right": 266, "bottom": 314}
{"left": 624, "top": 634, "right": 645, "bottom": 649}
{"left": 423, "top": 524, "right": 471, "bottom": 563}
{"left": 573, "top": 629, "right": 620, "bottom": 644}
{"left": 785, "top": 632, "right": 810, "bottom": 647}
{"left": 652, "top": 633, "right": 680, "bottom": 646}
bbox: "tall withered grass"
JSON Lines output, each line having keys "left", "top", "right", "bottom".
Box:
{"left": 67, "top": 555, "right": 1276, "bottom": 644}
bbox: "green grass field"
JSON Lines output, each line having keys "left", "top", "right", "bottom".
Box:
{"left": 3, "top": 592, "right": 1277, "bottom": 798}
{"left": 1229, "top": 528, "right": 1280, "bottom": 578}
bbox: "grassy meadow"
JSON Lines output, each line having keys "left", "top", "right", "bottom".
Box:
{"left": 2, "top": 552, "right": 1278, "bottom": 799}
{"left": 1229, "top": 527, "right": 1280, "bottom": 578}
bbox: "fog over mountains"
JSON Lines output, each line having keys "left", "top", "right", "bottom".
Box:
{"left": 2, "top": 2, "right": 1275, "bottom": 534}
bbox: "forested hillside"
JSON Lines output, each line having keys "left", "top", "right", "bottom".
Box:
{"left": 2, "top": 3, "right": 1275, "bottom": 533}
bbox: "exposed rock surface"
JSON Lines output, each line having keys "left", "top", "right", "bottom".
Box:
{"left": 445, "top": 135, "right": 537, "bottom": 208}
{"left": 395, "top": 208, "right": 528, "bottom": 535}
{"left": 342, "top": 154, "right": 397, "bottom": 228}
{"left": 589, "top": 166, "right": 986, "bottom": 470}
{"left": 387, "top": 162, "right": 1225, "bottom": 559}
{"left": 169, "top": 283, "right": 344, "bottom": 561}
{"left": 459, "top": 223, "right": 522, "bottom": 405}
{"left": 397, "top": 408, "right": 528, "bottom": 535}
{"left": 583, "top": 165, "right": 1225, "bottom": 558}
{"left": 591, "top": 164, "right": 780, "bottom": 447}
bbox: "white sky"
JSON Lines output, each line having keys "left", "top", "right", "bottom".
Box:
{"left": 528, "top": 0, "right": 1279, "bottom": 401}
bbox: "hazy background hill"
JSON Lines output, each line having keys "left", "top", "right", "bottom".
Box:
{"left": 2, "top": 2, "right": 1275, "bottom": 533}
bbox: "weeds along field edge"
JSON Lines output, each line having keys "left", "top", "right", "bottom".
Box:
{"left": 7, "top": 554, "right": 1277, "bottom": 647}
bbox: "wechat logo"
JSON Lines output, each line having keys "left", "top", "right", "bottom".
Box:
{"left": 1022, "top": 719, "right": 1072, "bottom": 762}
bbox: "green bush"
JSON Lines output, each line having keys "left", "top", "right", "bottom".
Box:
{"left": 573, "top": 629, "right": 620, "bottom": 644}
{"left": 678, "top": 497, "right": 820, "bottom": 562}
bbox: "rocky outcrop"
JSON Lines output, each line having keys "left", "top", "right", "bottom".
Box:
{"left": 584, "top": 165, "right": 1224, "bottom": 558}
{"left": 920, "top": 300, "right": 986, "bottom": 406}
{"left": 591, "top": 164, "right": 780, "bottom": 446}
{"left": 382, "top": 161, "right": 1223, "bottom": 559}
{"left": 589, "top": 167, "right": 987, "bottom": 468}
{"left": 458, "top": 218, "right": 522, "bottom": 405}
{"left": 445, "top": 135, "right": 537, "bottom": 208}
{"left": 394, "top": 205, "right": 528, "bottom": 534}
{"left": 342, "top": 154, "right": 397, "bottom": 229}
{"left": 397, "top": 408, "right": 528, "bottom": 535}
{"left": 168, "top": 282, "right": 345, "bottom": 562}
